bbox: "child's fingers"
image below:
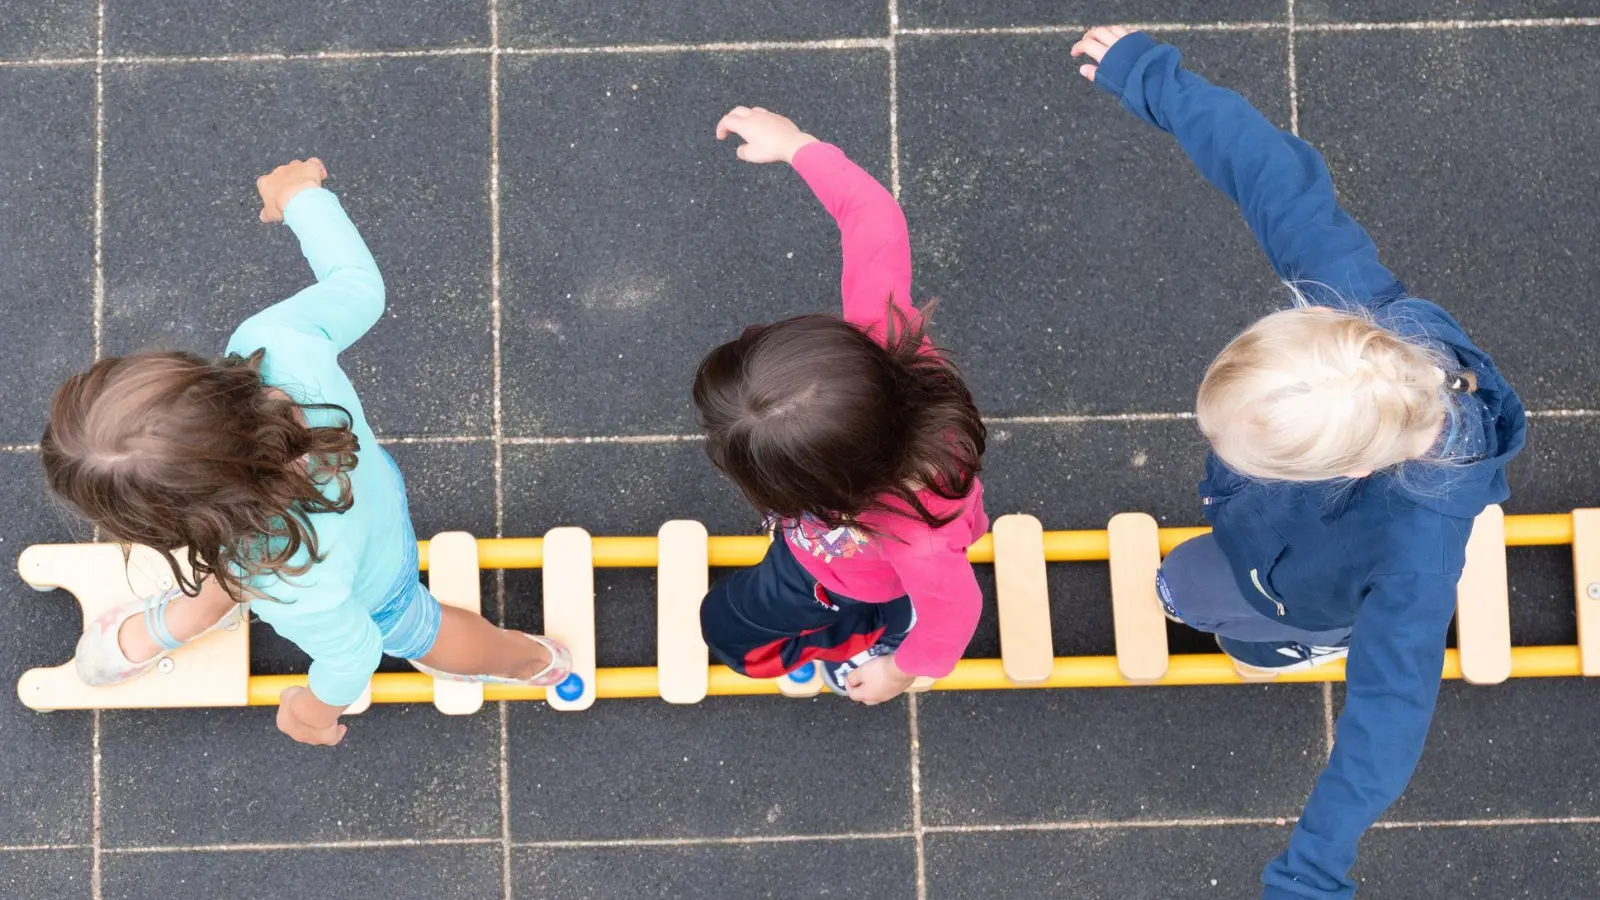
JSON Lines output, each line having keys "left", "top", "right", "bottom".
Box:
{"left": 1079, "top": 63, "right": 1098, "bottom": 82}
{"left": 735, "top": 144, "right": 754, "bottom": 162}
{"left": 307, "top": 157, "right": 327, "bottom": 180}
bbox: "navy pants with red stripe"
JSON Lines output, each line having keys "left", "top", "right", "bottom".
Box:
{"left": 700, "top": 537, "right": 914, "bottom": 679}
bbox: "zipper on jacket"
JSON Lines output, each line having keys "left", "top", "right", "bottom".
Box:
{"left": 1249, "top": 568, "right": 1286, "bottom": 616}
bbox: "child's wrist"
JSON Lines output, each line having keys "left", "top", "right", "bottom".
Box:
{"left": 277, "top": 181, "right": 324, "bottom": 214}
{"left": 785, "top": 134, "right": 820, "bottom": 164}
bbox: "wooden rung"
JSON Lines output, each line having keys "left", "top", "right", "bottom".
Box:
{"left": 908, "top": 676, "right": 937, "bottom": 693}
{"left": 543, "top": 527, "right": 596, "bottom": 711}
{"left": 994, "top": 514, "right": 1053, "bottom": 685}
{"left": 1574, "top": 509, "right": 1600, "bottom": 677}
{"left": 777, "top": 662, "right": 824, "bottom": 698}
{"left": 16, "top": 544, "right": 251, "bottom": 711}
{"left": 426, "top": 532, "right": 486, "bottom": 715}
{"left": 1108, "top": 512, "right": 1169, "bottom": 683}
{"left": 1456, "top": 505, "right": 1511, "bottom": 686}
{"left": 657, "top": 520, "right": 710, "bottom": 705}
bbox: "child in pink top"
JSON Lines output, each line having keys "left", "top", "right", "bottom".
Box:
{"left": 694, "top": 106, "right": 989, "bottom": 704}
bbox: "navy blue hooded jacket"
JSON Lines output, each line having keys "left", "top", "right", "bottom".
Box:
{"left": 1093, "top": 33, "right": 1528, "bottom": 900}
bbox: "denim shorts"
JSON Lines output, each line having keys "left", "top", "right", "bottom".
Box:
{"left": 365, "top": 450, "right": 444, "bottom": 661}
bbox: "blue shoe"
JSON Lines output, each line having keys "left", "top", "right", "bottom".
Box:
{"left": 1216, "top": 635, "right": 1350, "bottom": 673}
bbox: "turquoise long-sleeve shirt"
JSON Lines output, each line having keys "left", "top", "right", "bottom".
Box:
{"left": 225, "top": 187, "right": 408, "bottom": 707}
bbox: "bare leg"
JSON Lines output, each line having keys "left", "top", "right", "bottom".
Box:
{"left": 416, "top": 607, "right": 552, "bottom": 680}
{"left": 117, "top": 577, "right": 239, "bottom": 663}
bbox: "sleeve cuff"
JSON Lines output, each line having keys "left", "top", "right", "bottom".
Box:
{"left": 282, "top": 185, "right": 339, "bottom": 228}
{"left": 1092, "top": 31, "right": 1162, "bottom": 96}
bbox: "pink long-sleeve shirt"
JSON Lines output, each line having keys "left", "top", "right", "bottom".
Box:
{"left": 783, "top": 141, "right": 989, "bottom": 679}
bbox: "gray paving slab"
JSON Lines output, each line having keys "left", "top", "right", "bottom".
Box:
{"left": 1355, "top": 824, "right": 1600, "bottom": 898}
{"left": 0, "top": 849, "right": 92, "bottom": 900}
{"left": 924, "top": 825, "right": 1292, "bottom": 900}
{"left": 918, "top": 685, "right": 1325, "bottom": 825}
{"left": 1381, "top": 679, "right": 1600, "bottom": 819}
{"left": 511, "top": 838, "right": 918, "bottom": 900}
{"left": 1300, "top": 0, "right": 1600, "bottom": 22}
{"left": 102, "top": 844, "right": 502, "bottom": 900}
{"left": 0, "top": 1, "right": 94, "bottom": 59}
{"left": 497, "top": 50, "right": 891, "bottom": 437}
{"left": 505, "top": 698, "right": 912, "bottom": 840}
{"left": 99, "top": 705, "right": 501, "bottom": 846}
{"left": 898, "top": 32, "right": 1291, "bottom": 417}
{"left": 900, "top": 0, "right": 1285, "bottom": 29}
{"left": 0, "top": 68, "right": 94, "bottom": 446}
{"left": 1296, "top": 27, "right": 1600, "bottom": 411}
{"left": 106, "top": 0, "right": 488, "bottom": 55}
{"left": 102, "top": 57, "right": 493, "bottom": 437}
{"left": 500, "top": 0, "right": 886, "bottom": 46}
{"left": 0, "top": 453, "right": 93, "bottom": 846}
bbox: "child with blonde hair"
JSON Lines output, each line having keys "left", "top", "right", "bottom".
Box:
{"left": 1075, "top": 26, "right": 1526, "bottom": 900}
{"left": 42, "top": 159, "right": 571, "bottom": 745}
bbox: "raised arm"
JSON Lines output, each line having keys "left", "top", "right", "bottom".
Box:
{"left": 789, "top": 142, "right": 915, "bottom": 332}
{"left": 1075, "top": 28, "right": 1402, "bottom": 307}
{"left": 243, "top": 159, "right": 386, "bottom": 353}
{"left": 714, "top": 107, "right": 915, "bottom": 335}
{"left": 1262, "top": 573, "right": 1456, "bottom": 900}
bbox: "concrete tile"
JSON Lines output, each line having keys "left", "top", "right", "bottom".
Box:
{"left": 102, "top": 844, "right": 501, "bottom": 900}
{"left": 0, "top": 453, "right": 93, "bottom": 845}
{"left": 898, "top": 32, "right": 1292, "bottom": 417}
{"left": 498, "top": 50, "right": 890, "bottom": 436}
{"left": 0, "top": 1, "right": 94, "bottom": 58}
{"left": 901, "top": 1, "right": 1284, "bottom": 29}
{"left": 107, "top": 1, "right": 488, "bottom": 55}
{"left": 505, "top": 698, "right": 912, "bottom": 840}
{"left": 924, "top": 826, "right": 1291, "bottom": 900}
{"left": 918, "top": 686, "right": 1326, "bottom": 825}
{"left": 501, "top": 0, "right": 886, "bottom": 46}
{"left": 1300, "top": 0, "right": 1600, "bottom": 22}
{"left": 1297, "top": 28, "right": 1600, "bottom": 411}
{"left": 0, "top": 850, "right": 92, "bottom": 899}
{"left": 512, "top": 839, "right": 918, "bottom": 900}
{"left": 1385, "top": 679, "right": 1600, "bottom": 820}
{"left": 99, "top": 704, "right": 501, "bottom": 845}
{"left": 1355, "top": 824, "right": 1600, "bottom": 897}
{"left": 0, "top": 68, "right": 94, "bottom": 445}
{"left": 102, "top": 58, "right": 492, "bottom": 436}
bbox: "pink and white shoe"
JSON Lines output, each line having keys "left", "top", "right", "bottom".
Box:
{"left": 73, "top": 588, "right": 246, "bottom": 687}
{"left": 409, "top": 633, "right": 573, "bottom": 687}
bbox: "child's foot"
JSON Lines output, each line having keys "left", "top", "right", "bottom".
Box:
{"left": 1215, "top": 635, "right": 1350, "bottom": 673}
{"left": 75, "top": 590, "right": 245, "bottom": 686}
{"left": 411, "top": 634, "right": 573, "bottom": 687}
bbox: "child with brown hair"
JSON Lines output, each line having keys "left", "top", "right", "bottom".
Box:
{"left": 42, "top": 159, "right": 572, "bottom": 745}
{"left": 695, "top": 107, "right": 988, "bottom": 705}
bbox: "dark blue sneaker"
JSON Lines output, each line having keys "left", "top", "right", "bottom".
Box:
{"left": 1216, "top": 635, "right": 1350, "bottom": 673}
{"left": 819, "top": 643, "right": 900, "bottom": 695}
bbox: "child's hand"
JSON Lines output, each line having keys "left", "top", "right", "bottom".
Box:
{"left": 276, "top": 685, "right": 348, "bottom": 746}
{"left": 1070, "top": 25, "right": 1133, "bottom": 82}
{"left": 715, "top": 106, "right": 818, "bottom": 164}
{"left": 845, "top": 655, "right": 917, "bottom": 706}
{"left": 257, "top": 158, "right": 328, "bottom": 223}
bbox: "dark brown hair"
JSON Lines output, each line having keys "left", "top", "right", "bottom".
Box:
{"left": 692, "top": 304, "right": 985, "bottom": 532}
{"left": 40, "top": 350, "right": 361, "bottom": 600}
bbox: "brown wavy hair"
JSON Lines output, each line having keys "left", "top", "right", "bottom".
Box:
{"left": 40, "top": 350, "right": 361, "bottom": 600}
{"left": 692, "top": 304, "right": 985, "bottom": 532}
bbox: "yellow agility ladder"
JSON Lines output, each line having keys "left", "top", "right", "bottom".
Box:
{"left": 15, "top": 507, "right": 1600, "bottom": 716}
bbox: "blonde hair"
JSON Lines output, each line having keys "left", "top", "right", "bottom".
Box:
{"left": 1197, "top": 306, "right": 1472, "bottom": 482}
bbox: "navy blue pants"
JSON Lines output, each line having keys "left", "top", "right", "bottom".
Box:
{"left": 700, "top": 538, "right": 913, "bottom": 679}
{"left": 1158, "top": 534, "right": 1353, "bottom": 645}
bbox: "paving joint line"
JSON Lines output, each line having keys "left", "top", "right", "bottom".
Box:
{"left": 89, "top": 8, "right": 106, "bottom": 897}
{"left": 2, "top": 16, "right": 1596, "bottom": 71}
{"left": 103, "top": 837, "right": 502, "bottom": 855}
{"left": 487, "top": 4, "right": 515, "bottom": 899}
{"left": 908, "top": 692, "right": 929, "bottom": 900}
{"left": 509, "top": 831, "right": 915, "bottom": 850}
